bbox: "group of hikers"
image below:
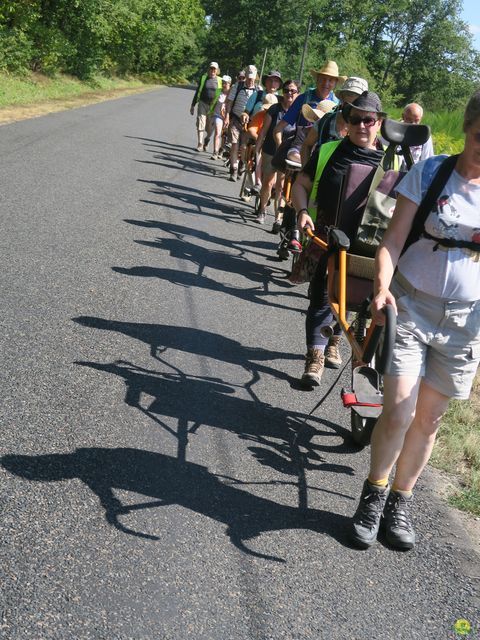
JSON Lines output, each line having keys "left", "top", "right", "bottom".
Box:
{"left": 189, "top": 60, "right": 480, "bottom": 552}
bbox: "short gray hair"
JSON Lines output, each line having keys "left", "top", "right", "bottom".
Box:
{"left": 463, "top": 89, "right": 480, "bottom": 132}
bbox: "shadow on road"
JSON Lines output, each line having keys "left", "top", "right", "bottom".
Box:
{"left": 1, "top": 447, "right": 353, "bottom": 562}
{"left": 111, "top": 264, "right": 302, "bottom": 312}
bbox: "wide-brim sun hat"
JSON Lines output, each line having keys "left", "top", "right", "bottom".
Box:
{"left": 336, "top": 76, "right": 369, "bottom": 99}
{"left": 310, "top": 60, "right": 343, "bottom": 80}
{"left": 301, "top": 100, "right": 337, "bottom": 122}
{"left": 261, "top": 94, "right": 278, "bottom": 110}
{"left": 262, "top": 70, "right": 282, "bottom": 85}
{"left": 343, "top": 91, "right": 387, "bottom": 120}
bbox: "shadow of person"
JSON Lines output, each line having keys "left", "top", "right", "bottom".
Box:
{"left": 72, "top": 317, "right": 302, "bottom": 372}
{"left": 111, "top": 265, "right": 300, "bottom": 313}
{"left": 73, "top": 360, "right": 356, "bottom": 475}
{"left": 1, "top": 448, "right": 352, "bottom": 562}
{"left": 133, "top": 237, "right": 285, "bottom": 284}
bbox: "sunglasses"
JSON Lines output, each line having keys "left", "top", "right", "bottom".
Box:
{"left": 284, "top": 89, "right": 298, "bottom": 94}
{"left": 348, "top": 115, "right": 378, "bottom": 127}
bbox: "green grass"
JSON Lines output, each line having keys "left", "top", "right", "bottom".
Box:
{"left": 430, "top": 378, "right": 480, "bottom": 516}
{"left": 387, "top": 106, "right": 464, "bottom": 154}
{"left": 0, "top": 72, "right": 158, "bottom": 108}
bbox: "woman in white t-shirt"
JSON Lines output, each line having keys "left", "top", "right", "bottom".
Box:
{"left": 350, "top": 90, "right": 480, "bottom": 551}
{"left": 210, "top": 75, "right": 231, "bottom": 160}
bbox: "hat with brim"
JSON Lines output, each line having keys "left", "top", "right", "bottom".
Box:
{"left": 262, "top": 70, "right": 282, "bottom": 85}
{"left": 261, "top": 94, "right": 278, "bottom": 110}
{"left": 222, "top": 75, "right": 232, "bottom": 84}
{"left": 336, "top": 76, "right": 369, "bottom": 99}
{"left": 343, "top": 91, "right": 387, "bottom": 120}
{"left": 301, "top": 100, "right": 337, "bottom": 123}
{"left": 246, "top": 64, "right": 257, "bottom": 79}
{"left": 310, "top": 60, "right": 342, "bottom": 80}
{"left": 209, "top": 61, "right": 219, "bottom": 70}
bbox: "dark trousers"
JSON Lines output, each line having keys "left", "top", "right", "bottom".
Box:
{"left": 305, "top": 253, "right": 341, "bottom": 348}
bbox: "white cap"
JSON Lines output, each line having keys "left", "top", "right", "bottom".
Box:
{"left": 222, "top": 75, "right": 232, "bottom": 83}
{"left": 246, "top": 64, "right": 257, "bottom": 78}
{"left": 209, "top": 61, "right": 219, "bottom": 70}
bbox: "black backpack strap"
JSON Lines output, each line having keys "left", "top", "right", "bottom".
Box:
{"left": 401, "top": 154, "right": 459, "bottom": 254}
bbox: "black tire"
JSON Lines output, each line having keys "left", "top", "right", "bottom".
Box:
{"left": 350, "top": 413, "right": 376, "bottom": 447}
{"left": 277, "top": 245, "right": 289, "bottom": 261}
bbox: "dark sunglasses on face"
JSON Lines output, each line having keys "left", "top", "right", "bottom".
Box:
{"left": 348, "top": 115, "right": 378, "bottom": 127}
{"left": 284, "top": 89, "right": 298, "bottom": 94}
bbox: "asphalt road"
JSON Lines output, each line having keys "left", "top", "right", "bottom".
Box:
{"left": 0, "top": 87, "right": 479, "bottom": 640}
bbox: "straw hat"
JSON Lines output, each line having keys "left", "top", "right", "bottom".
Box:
{"left": 301, "top": 100, "right": 337, "bottom": 122}
{"left": 310, "top": 60, "right": 344, "bottom": 81}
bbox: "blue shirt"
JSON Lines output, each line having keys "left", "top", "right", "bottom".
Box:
{"left": 282, "top": 88, "right": 339, "bottom": 127}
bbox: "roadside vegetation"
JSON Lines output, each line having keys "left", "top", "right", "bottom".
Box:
{"left": 431, "top": 378, "right": 480, "bottom": 517}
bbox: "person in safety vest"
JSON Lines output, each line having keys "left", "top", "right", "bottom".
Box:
{"left": 291, "top": 91, "right": 386, "bottom": 386}
{"left": 190, "top": 62, "right": 223, "bottom": 152}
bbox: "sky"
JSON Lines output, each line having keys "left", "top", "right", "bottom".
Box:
{"left": 461, "top": 0, "right": 480, "bottom": 50}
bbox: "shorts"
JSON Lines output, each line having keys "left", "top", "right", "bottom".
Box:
{"left": 261, "top": 152, "right": 275, "bottom": 177}
{"left": 196, "top": 100, "right": 210, "bottom": 132}
{"left": 229, "top": 116, "right": 248, "bottom": 145}
{"left": 387, "top": 271, "right": 480, "bottom": 399}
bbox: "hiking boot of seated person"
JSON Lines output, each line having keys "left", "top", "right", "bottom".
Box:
{"left": 324, "top": 335, "right": 342, "bottom": 368}
{"left": 301, "top": 348, "right": 324, "bottom": 387}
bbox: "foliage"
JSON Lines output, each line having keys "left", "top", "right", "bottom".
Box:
{"left": 200, "top": 0, "right": 480, "bottom": 109}
{"left": 430, "top": 377, "right": 480, "bottom": 516}
{"left": 0, "top": 0, "right": 205, "bottom": 79}
{"left": 0, "top": 0, "right": 478, "bottom": 110}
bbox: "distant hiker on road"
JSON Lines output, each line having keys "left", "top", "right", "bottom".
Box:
{"left": 190, "top": 62, "right": 223, "bottom": 152}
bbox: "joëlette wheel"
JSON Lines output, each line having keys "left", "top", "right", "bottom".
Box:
{"left": 350, "top": 412, "right": 376, "bottom": 448}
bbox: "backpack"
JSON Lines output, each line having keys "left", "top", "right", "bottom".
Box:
{"left": 400, "top": 154, "right": 480, "bottom": 254}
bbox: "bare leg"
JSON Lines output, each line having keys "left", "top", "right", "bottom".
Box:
{"left": 369, "top": 374, "right": 421, "bottom": 481}
{"left": 230, "top": 141, "right": 239, "bottom": 170}
{"left": 259, "top": 170, "right": 276, "bottom": 212}
{"left": 392, "top": 380, "right": 450, "bottom": 490}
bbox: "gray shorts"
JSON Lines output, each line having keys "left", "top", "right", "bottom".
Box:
{"left": 387, "top": 271, "right": 480, "bottom": 399}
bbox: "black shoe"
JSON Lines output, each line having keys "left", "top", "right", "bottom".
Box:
{"left": 382, "top": 490, "right": 415, "bottom": 550}
{"left": 350, "top": 480, "right": 389, "bottom": 548}
{"left": 271, "top": 221, "right": 282, "bottom": 234}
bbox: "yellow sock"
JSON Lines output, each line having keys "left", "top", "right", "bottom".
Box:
{"left": 392, "top": 485, "right": 413, "bottom": 497}
{"left": 367, "top": 476, "right": 389, "bottom": 488}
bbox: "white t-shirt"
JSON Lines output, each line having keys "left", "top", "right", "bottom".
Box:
{"left": 396, "top": 156, "right": 480, "bottom": 301}
{"left": 213, "top": 93, "right": 227, "bottom": 118}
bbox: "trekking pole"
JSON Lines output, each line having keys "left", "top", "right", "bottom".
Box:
{"left": 259, "top": 48, "right": 268, "bottom": 83}
{"left": 298, "top": 15, "right": 312, "bottom": 88}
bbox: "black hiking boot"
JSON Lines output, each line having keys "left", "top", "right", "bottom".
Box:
{"left": 350, "top": 480, "right": 389, "bottom": 548}
{"left": 382, "top": 490, "right": 416, "bottom": 550}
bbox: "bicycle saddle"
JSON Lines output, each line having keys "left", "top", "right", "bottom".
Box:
{"left": 381, "top": 119, "right": 431, "bottom": 147}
